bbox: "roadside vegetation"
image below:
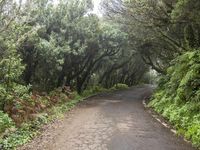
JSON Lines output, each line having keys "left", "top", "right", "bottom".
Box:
{"left": 0, "top": 84, "right": 127, "bottom": 150}
{"left": 0, "top": 0, "right": 200, "bottom": 149}
{"left": 149, "top": 51, "right": 200, "bottom": 147}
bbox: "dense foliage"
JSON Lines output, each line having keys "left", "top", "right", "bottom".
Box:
{"left": 1, "top": 0, "right": 200, "bottom": 148}
{"left": 149, "top": 51, "right": 200, "bottom": 147}
{"left": 0, "top": 0, "right": 148, "bottom": 148}
{"left": 102, "top": 0, "right": 200, "bottom": 73}
{"left": 0, "top": 0, "right": 147, "bottom": 95}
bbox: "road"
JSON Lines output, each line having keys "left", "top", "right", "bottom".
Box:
{"left": 19, "top": 85, "right": 196, "bottom": 150}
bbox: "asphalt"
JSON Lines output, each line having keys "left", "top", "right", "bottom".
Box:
{"left": 19, "top": 85, "right": 196, "bottom": 150}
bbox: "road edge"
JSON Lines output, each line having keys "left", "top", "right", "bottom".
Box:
{"left": 142, "top": 97, "right": 195, "bottom": 147}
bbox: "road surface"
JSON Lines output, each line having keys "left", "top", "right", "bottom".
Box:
{"left": 19, "top": 85, "right": 196, "bottom": 150}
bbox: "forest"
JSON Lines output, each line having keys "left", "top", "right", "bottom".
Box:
{"left": 0, "top": 0, "right": 200, "bottom": 149}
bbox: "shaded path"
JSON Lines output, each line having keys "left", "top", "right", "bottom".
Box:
{"left": 19, "top": 85, "right": 196, "bottom": 150}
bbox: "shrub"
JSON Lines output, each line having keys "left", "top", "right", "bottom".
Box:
{"left": 0, "top": 111, "right": 15, "bottom": 134}
{"left": 149, "top": 50, "right": 200, "bottom": 148}
{"left": 111, "top": 83, "right": 129, "bottom": 90}
{"left": 81, "top": 86, "right": 107, "bottom": 97}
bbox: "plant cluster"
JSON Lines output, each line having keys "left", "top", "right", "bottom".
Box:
{"left": 149, "top": 50, "right": 200, "bottom": 147}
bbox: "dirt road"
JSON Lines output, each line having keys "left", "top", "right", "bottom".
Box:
{"left": 20, "top": 85, "right": 196, "bottom": 150}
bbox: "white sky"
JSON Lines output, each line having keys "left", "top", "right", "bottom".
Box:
{"left": 92, "top": 0, "right": 102, "bottom": 16}
{"left": 16, "top": 0, "right": 102, "bottom": 16}
{"left": 44, "top": 0, "right": 102, "bottom": 16}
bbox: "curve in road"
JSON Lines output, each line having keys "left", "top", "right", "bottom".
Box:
{"left": 19, "top": 85, "right": 196, "bottom": 150}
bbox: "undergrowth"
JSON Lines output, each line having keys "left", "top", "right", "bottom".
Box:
{"left": 149, "top": 50, "right": 200, "bottom": 148}
{"left": 0, "top": 83, "right": 129, "bottom": 150}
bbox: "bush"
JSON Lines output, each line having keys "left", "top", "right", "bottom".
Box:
{"left": 81, "top": 86, "right": 107, "bottom": 97}
{"left": 0, "top": 111, "right": 14, "bottom": 134}
{"left": 149, "top": 50, "right": 200, "bottom": 148}
{"left": 111, "top": 83, "right": 129, "bottom": 90}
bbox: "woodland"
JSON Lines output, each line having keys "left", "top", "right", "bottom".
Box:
{"left": 0, "top": 0, "right": 199, "bottom": 149}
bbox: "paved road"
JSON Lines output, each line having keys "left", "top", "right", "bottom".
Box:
{"left": 20, "top": 85, "right": 196, "bottom": 150}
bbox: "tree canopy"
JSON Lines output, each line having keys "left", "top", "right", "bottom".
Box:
{"left": 0, "top": 0, "right": 200, "bottom": 149}
{"left": 0, "top": 0, "right": 148, "bottom": 110}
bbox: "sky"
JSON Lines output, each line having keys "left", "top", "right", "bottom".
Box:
{"left": 48, "top": 0, "right": 102, "bottom": 16}
{"left": 16, "top": 0, "right": 102, "bottom": 16}
{"left": 92, "top": 0, "right": 102, "bottom": 16}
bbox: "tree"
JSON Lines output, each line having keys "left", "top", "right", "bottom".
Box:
{"left": 101, "top": 0, "right": 200, "bottom": 74}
